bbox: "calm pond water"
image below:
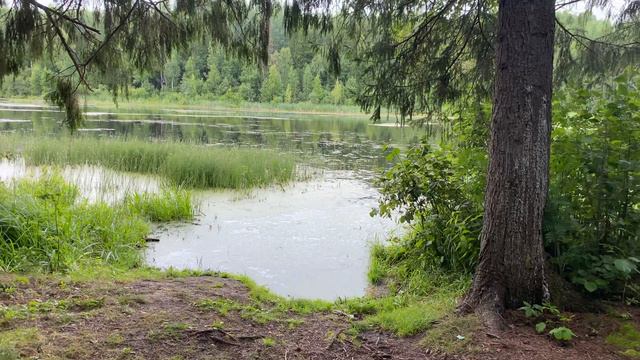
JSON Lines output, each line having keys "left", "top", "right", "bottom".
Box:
{"left": 0, "top": 101, "right": 429, "bottom": 300}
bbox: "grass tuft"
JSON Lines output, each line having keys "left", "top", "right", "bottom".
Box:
{"left": 344, "top": 240, "right": 471, "bottom": 336}
{"left": 71, "top": 298, "right": 104, "bottom": 311}
{"left": 193, "top": 298, "right": 242, "bottom": 315}
{"left": 363, "top": 290, "right": 461, "bottom": 336}
{"left": 125, "top": 188, "right": 195, "bottom": 222}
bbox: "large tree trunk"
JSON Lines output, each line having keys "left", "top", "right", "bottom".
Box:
{"left": 459, "top": 0, "right": 555, "bottom": 327}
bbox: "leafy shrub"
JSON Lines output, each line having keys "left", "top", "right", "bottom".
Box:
{"left": 549, "top": 326, "right": 576, "bottom": 342}
{"left": 373, "top": 70, "right": 640, "bottom": 300}
{"left": 546, "top": 70, "right": 640, "bottom": 297}
{"left": 373, "top": 141, "right": 484, "bottom": 273}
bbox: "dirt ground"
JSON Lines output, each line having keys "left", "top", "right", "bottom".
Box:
{"left": 0, "top": 273, "right": 637, "bottom": 359}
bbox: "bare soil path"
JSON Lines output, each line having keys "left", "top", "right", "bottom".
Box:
{"left": 0, "top": 273, "right": 636, "bottom": 359}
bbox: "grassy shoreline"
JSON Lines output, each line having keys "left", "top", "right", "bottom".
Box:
{"left": 0, "top": 175, "right": 195, "bottom": 273}
{"left": 0, "top": 95, "right": 371, "bottom": 119}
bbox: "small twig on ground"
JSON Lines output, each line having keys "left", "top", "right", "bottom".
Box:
{"left": 212, "top": 327, "right": 239, "bottom": 342}
{"left": 186, "top": 329, "right": 240, "bottom": 346}
{"left": 236, "top": 334, "right": 265, "bottom": 340}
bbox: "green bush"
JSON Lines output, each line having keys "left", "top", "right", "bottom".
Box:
{"left": 373, "top": 141, "right": 485, "bottom": 273}
{"left": 372, "top": 70, "right": 640, "bottom": 300}
{"left": 546, "top": 70, "right": 640, "bottom": 297}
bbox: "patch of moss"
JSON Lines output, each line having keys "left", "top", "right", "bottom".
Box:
{"left": 421, "top": 315, "right": 481, "bottom": 354}
{"left": 262, "top": 337, "right": 276, "bottom": 347}
{"left": 147, "top": 321, "right": 191, "bottom": 341}
{"left": 72, "top": 298, "right": 104, "bottom": 311}
{"left": 62, "top": 342, "right": 92, "bottom": 359}
{"left": 106, "top": 333, "right": 125, "bottom": 346}
{"left": 13, "top": 277, "right": 29, "bottom": 285}
{"left": 623, "top": 349, "right": 640, "bottom": 358}
{"left": 163, "top": 322, "right": 189, "bottom": 337}
{"left": 1, "top": 300, "right": 71, "bottom": 327}
{"left": 286, "top": 318, "right": 304, "bottom": 329}
{"left": 0, "top": 345, "right": 19, "bottom": 360}
{"left": 0, "top": 328, "right": 42, "bottom": 359}
{"left": 194, "top": 296, "right": 308, "bottom": 325}
{"left": 27, "top": 299, "right": 69, "bottom": 313}
{"left": 607, "top": 322, "right": 640, "bottom": 357}
{"left": 365, "top": 290, "right": 460, "bottom": 336}
{"left": 240, "top": 305, "right": 280, "bottom": 324}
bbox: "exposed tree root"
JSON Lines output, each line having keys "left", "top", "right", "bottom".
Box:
{"left": 458, "top": 286, "right": 507, "bottom": 332}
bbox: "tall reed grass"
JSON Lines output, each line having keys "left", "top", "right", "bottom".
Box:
{"left": 1, "top": 135, "right": 296, "bottom": 189}
{"left": 124, "top": 188, "right": 195, "bottom": 222}
{"left": 0, "top": 174, "right": 194, "bottom": 272}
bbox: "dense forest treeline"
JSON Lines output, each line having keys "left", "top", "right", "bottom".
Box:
{"left": 0, "top": 11, "right": 360, "bottom": 106}
{"left": 0, "top": 11, "right": 616, "bottom": 108}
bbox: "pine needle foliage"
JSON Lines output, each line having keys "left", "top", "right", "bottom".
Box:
{"left": 0, "top": 0, "right": 276, "bottom": 130}
{"left": 283, "top": 0, "right": 640, "bottom": 125}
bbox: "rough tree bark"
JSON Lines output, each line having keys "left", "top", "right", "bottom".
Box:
{"left": 459, "top": 0, "right": 556, "bottom": 327}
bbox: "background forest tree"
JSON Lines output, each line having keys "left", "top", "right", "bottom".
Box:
{"left": 1, "top": 12, "right": 356, "bottom": 106}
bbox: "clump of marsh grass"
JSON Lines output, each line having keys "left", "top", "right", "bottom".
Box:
{"left": 3, "top": 135, "right": 296, "bottom": 189}
{"left": 0, "top": 174, "right": 195, "bottom": 273}
{"left": 124, "top": 188, "right": 196, "bottom": 222}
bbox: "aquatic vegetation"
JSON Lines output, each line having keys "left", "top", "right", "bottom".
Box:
{"left": 1, "top": 135, "right": 296, "bottom": 189}
{"left": 0, "top": 175, "right": 194, "bottom": 272}
{"left": 124, "top": 188, "right": 195, "bottom": 222}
